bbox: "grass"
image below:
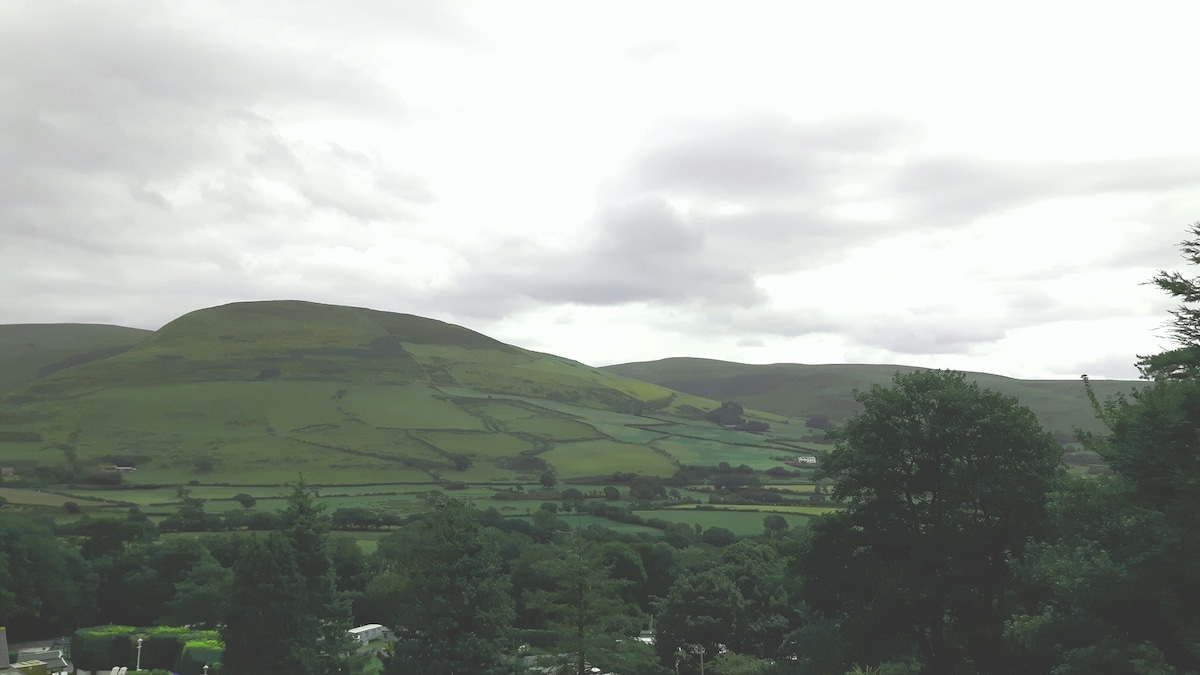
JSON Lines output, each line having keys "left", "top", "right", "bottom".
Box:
{"left": 650, "top": 438, "right": 783, "bottom": 471}
{"left": 632, "top": 509, "right": 818, "bottom": 536}
{"left": 0, "top": 486, "right": 112, "bottom": 507}
{"left": 663, "top": 503, "right": 840, "bottom": 516}
{"left": 541, "top": 440, "right": 679, "bottom": 479}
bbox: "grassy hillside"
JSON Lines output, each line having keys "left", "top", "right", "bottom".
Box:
{"left": 0, "top": 302, "right": 810, "bottom": 499}
{"left": 603, "top": 358, "right": 1144, "bottom": 436}
{"left": 0, "top": 324, "right": 151, "bottom": 394}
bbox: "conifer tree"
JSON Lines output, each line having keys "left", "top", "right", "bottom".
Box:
{"left": 382, "top": 497, "right": 517, "bottom": 675}
{"left": 221, "top": 534, "right": 308, "bottom": 674}
{"left": 524, "top": 535, "right": 656, "bottom": 675}
{"left": 222, "top": 480, "right": 352, "bottom": 675}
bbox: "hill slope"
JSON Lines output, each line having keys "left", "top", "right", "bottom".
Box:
{"left": 603, "top": 357, "right": 1143, "bottom": 436}
{"left": 0, "top": 302, "right": 804, "bottom": 487}
{"left": 0, "top": 324, "right": 151, "bottom": 394}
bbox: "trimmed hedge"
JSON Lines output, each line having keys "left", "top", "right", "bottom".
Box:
{"left": 71, "top": 625, "right": 136, "bottom": 672}
{"left": 178, "top": 639, "right": 223, "bottom": 675}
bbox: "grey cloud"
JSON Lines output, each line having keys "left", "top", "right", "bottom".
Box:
{"left": 0, "top": 1, "right": 437, "bottom": 293}
{"left": 613, "top": 115, "right": 1200, "bottom": 279}
{"left": 434, "top": 196, "right": 765, "bottom": 317}
{"left": 892, "top": 156, "right": 1200, "bottom": 224}
{"left": 854, "top": 319, "right": 1008, "bottom": 356}
{"left": 1065, "top": 353, "right": 1146, "bottom": 381}
{"left": 622, "top": 114, "right": 914, "bottom": 200}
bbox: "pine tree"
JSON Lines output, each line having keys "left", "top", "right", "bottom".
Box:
{"left": 279, "top": 480, "right": 354, "bottom": 675}
{"left": 221, "top": 534, "right": 308, "bottom": 674}
{"left": 524, "top": 535, "right": 655, "bottom": 675}
{"left": 222, "top": 481, "right": 352, "bottom": 675}
{"left": 382, "top": 497, "right": 517, "bottom": 675}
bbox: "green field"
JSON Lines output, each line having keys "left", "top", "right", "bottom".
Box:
{"left": 0, "top": 300, "right": 1116, "bottom": 536}
{"left": 0, "top": 487, "right": 112, "bottom": 507}
{"left": 633, "top": 509, "right": 819, "bottom": 536}
{"left": 663, "top": 503, "right": 839, "bottom": 516}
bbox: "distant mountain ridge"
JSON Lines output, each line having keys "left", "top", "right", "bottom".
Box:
{"left": 603, "top": 357, "right": 1143, "bottom": 436}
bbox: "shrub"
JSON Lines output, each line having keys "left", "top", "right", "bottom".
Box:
{"left": 178, "top": 639, "right": 224, "bottom": 675}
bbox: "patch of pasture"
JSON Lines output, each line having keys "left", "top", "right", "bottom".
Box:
{"left": 441, "top": 462, "right": 528, "bottom": 483}
{"left": 0, "top": 487, "right": 111, "bottom": 507}
{"left": 501, "top": 513, "right": 661, "bottom": 534}
{"left": 255, "top": 381, "right": 349, "bottom": 431}
{"left": 651, "top": 438, "right": 780, "bottom": 470}
{"left": 652, "top": 423, "right": 777, "bottom": 445}
{"left": 458, "top": 400, "right": 541, "bottom": 424}
{"left": 340, "top": 384, "right": 486, "bottom": 430}
{"left": 403, "top": 343, "right": 529, "bottom": 367}
{"left": 541, "top": 440, "right": 678, "bottom": 479}
{"left": 0, "top": 444, "right": 53, "bottom": 463}
{"left": 590, "top": 422, "right": 671, "bottom": 444}
{"left": 763, "top": 484, "right": 819, "bottom": 494}
{"left": 411, "top": 430, "right": 533, "bottom": 459}
{"left": 634, "top": 509, "right": 816, "bottom": 536}
{"left": 345, "top": 531, "right": 390, "bottom": 554}
{"left": 501, "top": 415, "right": 603, "bottom": 441}
{"left": 664, "top": 503, "right": 839, "bottom": 516}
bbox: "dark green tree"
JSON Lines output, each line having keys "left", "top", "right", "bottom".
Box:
{"left": 0, "top": 513, "right": 94, "bottom": 639}
{"left": 162, "top": 552, "right": 232, "bottom": 628}
{"left": 803, "top": 370, "right": 1063, "bottom": 674}
{"left": 523, "top": 535, "right": 658, "bottom": 675}
{"left": 221, "top": 533, "right": 308, "bottom": 674}
{"left": 278, "top": 480, "right": 354, "bottom": 675}
{"left": 1005, "top": 225, "right": 1200, "bottom": 672}
{"left": 762, "top": 514, "right": 788, "bottom": 537}
{"left": 381, "top": 497, "right": 518, "bottom": 674}
{"left": 221, "top": 481, "right": 352, "bottom": 675}
{"left": 657, "top": 541, "right": 792, "bottom": 667}
{"left": 706, "top": 401, "right": 746, "bottom": 426}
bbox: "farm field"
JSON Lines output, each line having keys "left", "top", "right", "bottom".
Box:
{"left": 663, "top": 503, "right": 840, "bottom": 516}
{"left": 632, "top": 509, "right": 818, "bottom": 536}
{"left": 0, "top": 486, "right": 111, "bottom": 507}
{"left": 1, "top": 300, "right": 1120, "bottom": 536}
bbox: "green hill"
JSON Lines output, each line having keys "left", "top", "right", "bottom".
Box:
{"left": 0, "top": 302, "right": 805, "bottom": 494}
{"left": 0, "top": 323, "right": 151, "bottom": 394}
{"left": 603, "top": 357, "right": 1144, "bottom": 437}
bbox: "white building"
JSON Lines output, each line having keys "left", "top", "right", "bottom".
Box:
{"left": 348, "top": 624, "right": 385, "bottom": 644}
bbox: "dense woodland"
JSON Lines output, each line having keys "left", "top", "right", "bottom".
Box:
{"left": 5, "top": 224, "right": 1200, "bottom": 674}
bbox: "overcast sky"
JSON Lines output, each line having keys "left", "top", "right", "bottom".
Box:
{"left": 4, "top": 1, "right": 1199, "bottom": 380}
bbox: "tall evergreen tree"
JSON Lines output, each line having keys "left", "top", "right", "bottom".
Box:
{"left": 382, "top": 497, "right": 518, "bottom": 675}
{"left": 222, "top": 481, "right": 352, "bottom": 675}
{"left": 279, "top": 480, "right": 354, "bottom": 675}
{"left": 524, "top": 535, "right": 658, "bottom": 675}
{"left": 221, "top": 534, "right": 308, "bottom": 675}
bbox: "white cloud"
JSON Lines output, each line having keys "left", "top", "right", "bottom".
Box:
{"left": 3, "top": 0, "right": 1199, "bottom": 380}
